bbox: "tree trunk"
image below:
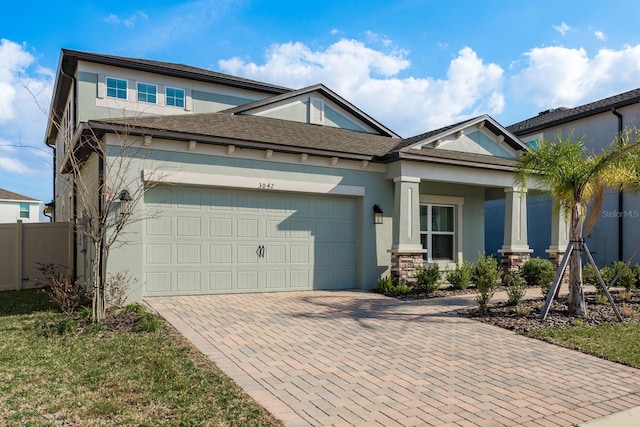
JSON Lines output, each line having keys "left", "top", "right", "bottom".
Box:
{"left": 567, "top": 203, "right": 586, "bottom": 314}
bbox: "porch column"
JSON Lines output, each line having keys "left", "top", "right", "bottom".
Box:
{"left": 390, "top": 176, "right": 426, "bottom": 285}
{"left": 546, "top": 201, "right": 570, "bottom": 283}
{"left": 497, "top": 187, "right": 532, "bottom": 275}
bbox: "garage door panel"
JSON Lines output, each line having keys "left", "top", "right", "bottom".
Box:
{"left": 290, "top": 222, "right": 311, "bottom": 238}
{"left": 237, "top": 194, "right": 258, "bottom": 211}
{"left": 176, "top": 271, "right": 201, "bottom": 292}
{"left": 237, "top": 219, "right": 258, "bottom": 238}
{"left": 145, "top": 272, "right": 172, "bottom": 293}
{"left": 177, "top": 189, "right": 201, "bottom": 209}
{"left": 209, "top": 271, "right": 232, "bottom": 291}
{"left": 146, "top": 244, "right": 171, "bottom": 264}
{"left": 290, "top": 245, "right": 309, "bottom": 264}
{"left": 210, "top": 244, "right": 232, "bottom": 264}
{"left": 237, "top": 271, "right": 259, "bottom": 289}
{"left": 266, "top": 245, "right": 286, "bottom": 263}
{"left": 177, "top": 244, "right": 201, "bottom": 264}
{"left": 237, "top": 245, "right": 259, "bottom": 263}
{"left": 290, "top": 270, "right": 310, "bottom": 288}
{"left": 146, "top": 216, "right": 172, "bottom": 235}
{"left": 266, "top": 220, "right": 286, "bottom": 238}
{"left": 210, "top": 218, "right": 232, "bottom": 237}
{"left": 266, "top": 270, "right": 287, "bottom": 289}
{"left": 176, "top": 217, "right": 201, "bottom": 236}
{"left": 210, "top": 191, "right": 233, "bottom": 210}
{"left": 144, "top": 186, "right": 356, "bottom": 295}
{"left": 290, "top": 197, "right": 310, "bottom": 215}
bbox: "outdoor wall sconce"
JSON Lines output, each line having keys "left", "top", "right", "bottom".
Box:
{"left": 373, "top": 204, "right": 383, "bottom": 225}
{"left": 118, "top": 189, "right": 133, "bottom": 217}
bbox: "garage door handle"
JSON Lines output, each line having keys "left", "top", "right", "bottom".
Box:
{"left": 256, "top": 245, "right": 265, "bottom": 258}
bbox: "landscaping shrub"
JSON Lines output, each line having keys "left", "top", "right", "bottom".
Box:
{"left": 35, "top": 263, "right": 85, "bottom": 316}
{"left": 474, "top": 253, "right": 500, "bottom": 313}
{"left": 393, "top": 283, "right": 412, "bottom": 295}
{"left": 504, "top": 271, "right": 527, "bottom": 306}
{"left": 608, "top": 261, "right": 636, "bottom": 291}
{"left": 374, "top": 275, "right": 397, "bottom": 294}
{"left": 582, "top": 264, "right": 599, "bottom": 287}
{"left": 521, "top": 257, "right": 555, "bottom": 297}
{"left": 414, "top": 264, "right": 441, "bottom": 295}
{"left": 446, "top": 260, "right": 474, "bottom": 290}
{"left": 633, "top": 264, "right": 640, "bottom": 289}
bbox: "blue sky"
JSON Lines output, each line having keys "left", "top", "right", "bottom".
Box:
{"left": 3, "top": 0, "right": 640, "bottom": 208}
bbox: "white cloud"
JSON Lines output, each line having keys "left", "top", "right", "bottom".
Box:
{"left": 553, "top": 22, "right": 573, "bottom": 36}
{"left": 594, "top": 31, "right": 607, "bottom": 41}
{"left": 103, "top": 11, "right": 148, "bottom": 28}
{"left": 218, "top": 40, "right": 504, "bottom": 136}
{"left": 0, "top": 40, "right": 53, "bottom": 185}
{"left": 510, "top": 44, "right": 640, "bottom": 109}
{"left": 0, "top": 143, "right": 30, "bottom": 174}
{"left": 0, "top": 39, "right": 34, "bottom": 123}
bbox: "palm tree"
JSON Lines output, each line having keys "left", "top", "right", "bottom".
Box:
{"left": 515, "top": 131, "right": 640, "bottom": 315}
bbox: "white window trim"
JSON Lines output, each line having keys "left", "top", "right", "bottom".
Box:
{"left": 105, "top": 76, "right": 128, "bottom": 100}
{"left": 165, "top": 86, "right": 186, "bottom": 109}
{"left": 137, "top": 81, "right": 158, "bottom": 104}
{"left": 420, "top": 195, "right": 464, "bottom": 264}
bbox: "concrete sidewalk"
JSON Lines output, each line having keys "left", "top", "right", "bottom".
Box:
{"left": 146, "top": 290, "right": 640, "bottom": 426}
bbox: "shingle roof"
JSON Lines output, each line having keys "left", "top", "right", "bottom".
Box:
{"left": 508, "top": 87, "right": 640, "bottom": 135}
{"left": 0, "top": 188, "right": 39, "bottom": 201}
{"left": 90, "top": 112, "right": 400, "bottom": 158}
{"left": 89, "top": 112, "right": 521, "bottom": 171}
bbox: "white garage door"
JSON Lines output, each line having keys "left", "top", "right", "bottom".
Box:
{"left": 143, "top": 186, "right": 357, "bottom": 295}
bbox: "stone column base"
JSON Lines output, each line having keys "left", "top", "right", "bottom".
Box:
{"left": 390, "top": 251, "right": 427, "bottom": 286}
{"left": 497, "top": 250, "right": 532, "bottom": 278}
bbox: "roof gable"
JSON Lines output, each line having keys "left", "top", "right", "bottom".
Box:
{"left": 395, "top": 115, "right": 527, "bottom": 159}
{"left": 223, "top": 84, "right": 400, "bottom": 138}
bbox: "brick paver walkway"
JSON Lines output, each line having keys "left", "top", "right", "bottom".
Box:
{"left": 146, "top": 291, "right": 640, "bottom": 427}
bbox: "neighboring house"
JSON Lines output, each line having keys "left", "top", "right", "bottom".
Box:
{"left": 46, "top": 49, "right": 545, "bottom": 301}
{"left": 0, "top": 189, "right": 41, "bottom": 223}
{"left": 505, "top": 89, "right": 640, "bottom": 267}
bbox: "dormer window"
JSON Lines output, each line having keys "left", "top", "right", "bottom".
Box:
{"left": 137, "top": 82, "right": 157, "bottom": 104}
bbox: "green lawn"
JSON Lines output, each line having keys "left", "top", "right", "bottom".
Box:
{"left": 0, "top": 289, "right": 284, "bottom": 427}
{"left": 530, "top": 322, "right": 640, "bottom": 368}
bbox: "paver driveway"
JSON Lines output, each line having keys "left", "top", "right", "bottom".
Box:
{"left": 146, "top": 291, "right": 640, "bottom": 427}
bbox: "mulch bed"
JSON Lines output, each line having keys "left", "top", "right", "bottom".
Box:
{"left": 380, "top": 286, "right": 640, "bottom": 334}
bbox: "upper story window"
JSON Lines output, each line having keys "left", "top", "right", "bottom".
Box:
{"left": 137, "top": 82, "right": 157, "bottom": 104}
{"left": 19, "top": 203, "right": 30, "bottom": 219}
{"left": 166, "top": 87, "right": 185, "bottom": 108}
{"left": 106, "top": 77, "right": 127, "bottom": 100}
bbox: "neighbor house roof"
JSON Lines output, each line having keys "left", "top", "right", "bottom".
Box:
{"left": 508, "top": 87, "right": 640, "bottom": 135}
{"left": 223, "top": 84, "right": 401, "bottom": 138}
{"left": 0, "top": 188, "right": 39, "bottom": 202}
{"left": 87, "top": 112, "right": 400, "bottom": 160}
{"left": 46, "top": 49, "right": 293, "bottom": 144}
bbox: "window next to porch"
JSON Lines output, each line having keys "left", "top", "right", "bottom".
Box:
{"left": 420, "top": 204, "right": 455, "bottom": 261}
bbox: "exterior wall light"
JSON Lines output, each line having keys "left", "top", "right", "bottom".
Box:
{"left": 119, "top": 189, "right": 133, "bottom": 217}
{"left": 373, "top": 204, "right": 383, "bottom": 225}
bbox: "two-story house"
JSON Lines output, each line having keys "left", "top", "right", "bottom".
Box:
{"left": 46, "top": 49, "right": 541, "bottom": 301}
{"left": 0, "top": 188, "right": 41, "bottom": 223}
{"left": 506, "top": 89, "right": 640, "bottom": 267}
